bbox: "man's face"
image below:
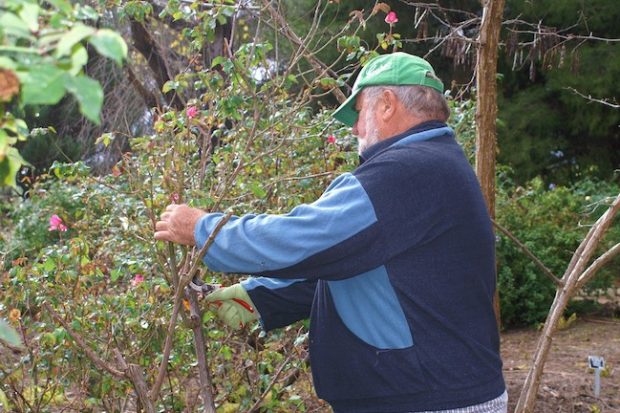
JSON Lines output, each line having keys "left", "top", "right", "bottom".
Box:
{"left": 352, "top": 91, "right": 381, "bottom": 155}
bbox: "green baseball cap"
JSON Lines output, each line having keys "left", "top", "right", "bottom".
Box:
{"left": 332, "top": 52, "right": 444, "bottom": 127}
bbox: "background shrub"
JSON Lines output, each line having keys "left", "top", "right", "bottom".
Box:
{"left": 496, "top": 174, "right": 620, "bottom": 326}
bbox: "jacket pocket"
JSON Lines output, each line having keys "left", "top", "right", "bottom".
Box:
{"left": 310, "top": 312, "right": 430, "bottom": 402}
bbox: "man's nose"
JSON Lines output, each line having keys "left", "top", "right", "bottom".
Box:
{"left": 352, "top": 120, "right": 359, "bottom": 136}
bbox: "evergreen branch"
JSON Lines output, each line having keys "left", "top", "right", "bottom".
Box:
{"left": 564, "top": 87, "right": 620, "bottom": 109}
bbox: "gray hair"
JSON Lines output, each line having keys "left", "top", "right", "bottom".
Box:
{"left": 363, "top": 85, "right": 450, "bottom": 122}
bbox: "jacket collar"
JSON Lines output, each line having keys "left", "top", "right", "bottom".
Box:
{"left": 359, "top": 120, "right": 448, "bottom": 164}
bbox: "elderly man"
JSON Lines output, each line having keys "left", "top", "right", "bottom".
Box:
{"left": 155, "top": 52, "right": 507, "bottom": 413}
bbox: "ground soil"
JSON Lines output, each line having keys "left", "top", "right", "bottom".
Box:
{"left": 502, "top": 317, "right": 620, "bottom": 413}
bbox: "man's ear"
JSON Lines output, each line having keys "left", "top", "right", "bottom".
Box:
{"left": 379, "top": 89, "right": 398, "bottom": 122}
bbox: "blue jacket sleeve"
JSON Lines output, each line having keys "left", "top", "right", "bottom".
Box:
{"left": 194, "top": 173, "right": 380, "bottom": 280}
{"left": 241, "top": 277, "right": 316, "bottom": 331}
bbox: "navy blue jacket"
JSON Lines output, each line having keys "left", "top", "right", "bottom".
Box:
{"left": 194, "top": 121, "right": 505, "bottom": 412}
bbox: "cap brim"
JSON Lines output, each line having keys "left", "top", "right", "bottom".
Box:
{"left": 332, "top": 89, "right": 361, "bottom": 127}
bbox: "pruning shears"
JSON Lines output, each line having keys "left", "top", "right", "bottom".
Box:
{"left": 189, "top": 277, "right": 255, "bottom": 313}
{"left": 189, "top": 277, "right": 220, "bottom": 295}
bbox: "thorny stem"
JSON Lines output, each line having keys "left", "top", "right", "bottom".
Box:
{"left": 114, "top": 349, "right": 156, "bottom": 413}
{"left": 44, "top": 303, "right": 125, "bottom": 378}
{"left": 149, "top": 212, "right": 233, "bottom": 402}
{"left": 168, "top": 242, "right": 179, "bottom": 289}
{"left": 248, "top": 352, "right": 294, "bottom": 413}
{"left": 186, "top": 288, "right": 217, "bottom": 412}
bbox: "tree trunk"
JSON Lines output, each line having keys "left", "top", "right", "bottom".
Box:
{"left": 203, "top": 21, "right": 233, "bottom": 66}
{"left": 475, "top": 0, "right": 505, "bottom": 327}
{"left": 130, "top": 19, "right": 184, "bottom": 109}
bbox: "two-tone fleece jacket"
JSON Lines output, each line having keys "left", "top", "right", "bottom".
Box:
{"left": 194, "top": 121, "right": 506, "bottom": 413}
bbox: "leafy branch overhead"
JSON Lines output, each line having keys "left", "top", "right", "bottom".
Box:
{"left": 0, "top": 0, "right": 127, "bottom": 188}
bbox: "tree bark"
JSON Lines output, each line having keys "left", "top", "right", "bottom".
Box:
{"left": 125, "top": 63, "right": 159, "bottom": 109}
{"left": 203, "top": 21, "right": 234, "bottom": 66}
{"left": 129, "top": 3, "right": 234, "bottom": 110}
{"left": 186, "top": 288, "right": 216, "bottom": 413}
{"left": 475, "top": 0, "right": 505, "bottom": 327}
{"left": 130, "top": 19, "right": 184, "bottom": 109}
{"left": 114, "top": 350, "right": 157, "bottom": 413}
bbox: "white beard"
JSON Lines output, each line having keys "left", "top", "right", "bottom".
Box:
{"left": 357, "top": 108, "right": 381, "bottom": 155}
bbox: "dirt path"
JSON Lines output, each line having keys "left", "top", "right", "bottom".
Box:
{"left": 502, "top": 317, "right": 620, "bottom": 412}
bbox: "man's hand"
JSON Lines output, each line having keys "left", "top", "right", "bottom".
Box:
{"left": 154, "top": 204, "right": 207, "bottom": 245}
{"left": 205, "top": 284, "right": 259, "bottom": 330}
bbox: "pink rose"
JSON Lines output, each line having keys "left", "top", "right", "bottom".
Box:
{"left": 385, "top": 11, "right": 398, "bottom": 25}
{"left": 186, "top": 106, "right": 198, "bottom": 119}
{"left": 327, "top": 135, "right": 336, "bottom": 144}
{"left": 49, "top": 214, "right": 68, "bottom": 232}
{"left": 131, "top": 274, "right": 145, "bottom": 287}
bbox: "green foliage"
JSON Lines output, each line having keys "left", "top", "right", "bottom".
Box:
{"left": 498, "top": 43, "right": 620, "bottom": 185}
{"left": 498, "top": 0, "right": 620, "bottom": 185}
{"left": 1, "top": 8, "right": 358, "bottom": 405}
{"left": 2, "top": 165, "right": 182, "bottom": 411}
{"left": 16, "top": 127, "right": 82, "bottom": 173}
{"left": 448, "top": 96, "right": 477, "bottom": 163}
{"left": 496, "top": 174, "right": 620, "bottom": 326}
{"left": 0, "top": 0, "right": 127, "bottom": 189}
{"left": 506, "top": 0, "right": 620, "bottom": 37}
{"left": 0, "top": 318, "right": 23, "bottom": 349}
